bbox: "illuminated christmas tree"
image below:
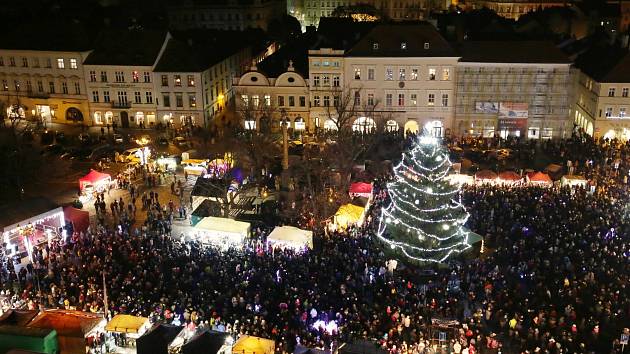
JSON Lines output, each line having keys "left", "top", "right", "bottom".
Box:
{"left": 377, "top": 134, "right": 471, "bottom": 263}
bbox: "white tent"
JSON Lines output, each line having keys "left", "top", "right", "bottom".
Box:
{"left": 267, "top": 226, "right": 313, "bottom": 250}
{"left": 193, "top": 217, "right": 250, "bottom": 247}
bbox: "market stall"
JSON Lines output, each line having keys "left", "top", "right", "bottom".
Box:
{"left": 561, "top": 175, "right": 588, "bottom": 188}
{"left": 0, "top": 326, "right": 58, "bottom": 354}
{"left": 63, "top": 206, "right": 90, "bottom": 236}
{"left": 333, "top": 204, "right": 366, "bottom": 229}
{"left": 28, "top": 309, "right": 106, "bottom": 354}
{"left": 181, "top": 330, "right": 232, "bottom": 354}
{"left": 474, "top": 170, "right": 498, "bottom": 183}
{"left": 349, "top": 182, "right": 372, "bottom": 198}
{"left": 267, "top": 226, "right": 313, "bottom": 250}
{"left": 232, "top": 335, "right": 275, "bottom": 354}
{"left": 527, "top": 172, "right": 553, "bottom": 186}
{"left": 105, "top": 314, "right": 150, "bottom": 339}
{"left": 79, "top": 170, "right": 112, "bottom": 193}
{"left": 0, "top": 197, "right": 64, "bottom": 261}
{"left": 137, "top": 324, "right": 183, "bottom": 354}
{"left": 192, "top": 217, "right": 250, "bottom": 247}
{"left": 497, "top": 171, "right": 522, "bottom": 185}
{"left": 182, "top": 159, "right": 209, "bottom": 176}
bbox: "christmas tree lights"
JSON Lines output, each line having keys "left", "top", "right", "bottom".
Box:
{"left": 377, "top": 134, "right": 471, "bottom": 263}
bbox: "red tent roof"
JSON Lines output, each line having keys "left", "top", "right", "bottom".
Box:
{"left": 63, "top": 206, "right": 90, "bottom": 234}
{"left": 474, "top": 170, "right": 498, "bottom": 180}
{"left": 528, "top": 171, "right": 552, "bottom": 183}
{"left": 498, "top": 171, "right": 522, "bottom": 181}
{"left": 79, "top": 170, "right": 111, "bottom": 190}
{"left": 349, "top": 182, "right": 372, "bottom": 194}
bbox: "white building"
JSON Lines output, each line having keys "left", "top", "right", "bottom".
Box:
{"left": 154, "top": 36, "right": 252, "bottom": 128}
{"left": 310, "top": 23, "right": 459, "bottom": 136}
{"left": 84, "top": 30, "right": 170, "bottom": 128}
{"left": 0, "top": 24, "right": 92, "bottom": 125}
{"left": 573, "top": 48, "right": 630, "bottom": 140}
{"left": 234, "top": 61, "right": 311, "bottom": 132}
{"left": 455, "top": 41, "right": 573, "bottom": 139}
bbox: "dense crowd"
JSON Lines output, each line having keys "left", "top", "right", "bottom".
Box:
{"left": 0, "top": 135, "right": 628, "bottom": 354}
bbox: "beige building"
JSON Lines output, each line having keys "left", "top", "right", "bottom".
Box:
{"left": 84, "top": 30, "right": 169, "bottom": 128}
{"left": 573, "top": 49, "right": 630, "bottom": 140}
{"left": 167, "top": 0, "right": 287, "bottom": 31}
{"left": 0, "top": 25, "right": 92, "bottom": 126}
{"left": 234, "top": 62, "right": 311, "bottom": 132}
{"left": 310, "top": 23, "right": 459, "bottom": 136}
{"left": 454, "top": 41, "right": 573, "bottom": 139}
{"left": 472, "top": 0, "right": 567, "bottom": 20}
{"left": 302, "top": 0, "right": 446, "bottom": 28}
{"left": 154, "top": 37, "right": 252, "bottom": 129}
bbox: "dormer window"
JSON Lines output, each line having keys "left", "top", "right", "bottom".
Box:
{"left": 373, "top": 42, "right": 379, "bottom": 50}
{"left": 424, "top": 42, "right": 430, "bottom": 49}
{"left": 401, "top": 42, "right": 407, "bottom": 50}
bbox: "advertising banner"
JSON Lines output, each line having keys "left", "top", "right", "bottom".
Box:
{"left": 499, "top": 102, "right": 528, "bottom": 119}
{"left": 475, "top": 102, "right": 499, "bottom": 114}
{"left": 498, "top": 102, "right": 528, "bottom": 135}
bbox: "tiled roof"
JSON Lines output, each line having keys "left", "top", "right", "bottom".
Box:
{"left": 456, "top": 41, "right": 571, "bottom": 64}
{"left": 84, "top": 29, "right": 168, "bottom": 66}
{"left": 574, "top": 45, "right": 630, "bottom": 83}
{"left": 346, "top": 22, "right": 457, "bottom": 57}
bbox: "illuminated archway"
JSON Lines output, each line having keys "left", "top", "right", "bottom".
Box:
{"left": 603, "top": 129, "right": 616, "bottom": 140}
{"left": 404, "top": 120, "right": 419, "bottom": 136}
{"left": 294, "top": 116, "right": 306, "bottom": 131}
{"left": 385, "top": 120, "right": 399, "bottom": 132}
{"left": 586, "top": 122, "right": 593, "bottom": 136}
{"left": 424, "top": 120, "right": 443, "bottom": 137}
{"left": 324, "top": 119, "right": 338, "bottom": 131}
{"left": 352, "top": 116, "right": 376, "bottom": 133}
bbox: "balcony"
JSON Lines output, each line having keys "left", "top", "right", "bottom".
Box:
{"left": 27, "top": 92, "right": 50, "bottom": 99}
{"left": 112, "top": 101, "right": 131, "bottom": 109}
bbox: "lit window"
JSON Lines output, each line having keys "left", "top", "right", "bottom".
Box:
{"left": 132, "top": 71, "right": 140, "bottom": 83}
{"left": 188, "top": 75, "right": 195, "bottom": 86}
{"left": 429, "top": 68, "right": 436, "bottom": 80}
{"left": 354, "top": 67, "right": 361, "bottom": 80}
{"left": 399, "top": 68, "right": 406, "bottom": 81}
{"left": 386, "top": 68, "right": 393, "bottom": 80}
{"left": 428, "top": 93, "right": 435, "bottom": 106}
{"left": 70, "top": 58, "right": 78, "bottom": 69}
{"left": 411, "top": 69, "right": 418, "bottom": 80}
{"left": 373, "top": 42, "right": 379, "bottom": 50}
{"left": 241, "top": 95, "right": 249, "bottom": 106}
{"left": 189, "top": 94, "right": 196, "bottom": 107}
{"left": 174, "top": 75, "right": 182, "bottom": 86}
{"left": 57, "top": 58, "right": 64, "bottom": 69}
{"left": 623, "top": 88, "right": 628, "bottom": 97}
{"left": 264, "top": 95, "right": 271, "bottom": 106}
{"left": 400, "top": 42, "right": 406, "bottom": 49}
{"left": 411, "top": 94, "right": 417, "bottom": 105}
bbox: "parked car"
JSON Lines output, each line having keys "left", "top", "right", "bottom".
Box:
{"left": 157, "top": 136, "right": 169, "bottom": 146}
{"left": 119, "top": 148, "right": 142, "bottom": 163}
{"left": 41, "top": 144, "right": 65, "bottom": 156}
{"left": 113, "top": 134, "right": 124, "bottom": 144}
{"left": 173, "top": 136, "right": 190, "bottom": 148}
{"left": 78, "top": 133, "right": 92, "bottom": 145}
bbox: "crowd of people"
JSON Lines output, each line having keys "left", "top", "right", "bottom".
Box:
{"left": 0, "top": 134, "right": 628, "bottom": 354}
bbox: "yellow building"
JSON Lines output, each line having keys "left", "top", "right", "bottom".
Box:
{"left": 573, "top": 47, "right": 630, "bottom": 140}
{"left": 0, "top": 23, "right": 92, "bottom": 126}
{"left": 472, "top": 0, "right": 568, "bottom": 20}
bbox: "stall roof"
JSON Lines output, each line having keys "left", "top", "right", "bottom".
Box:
{"left": 182, "top": 330, "right": 229, "bottom": 354}
{"left": 0, "top": 198, "right": 62, "bottom": 232}
{"left": 498, "top": 171, "right": 522, "bottom": 181}
{"left": 79, "top": 169, "right": 111, "bottom": 189}
{"left": 63, "top": 206, "right": 90, "bottom": 234}
{"left": 105, "top": 314, "right": 148, "bottom": 334}
{"left": 28, "top": 310, "right": 103, "bottom": 338}
{"left": 474, "top": 170, "right": 498, "bottom": 181}
{"left": 528, "top": 171, "right": 552, "bottom": 183}
{"left": 267, "top": 226, "right": 313, "bottom": 249}
{"left": 194, "top": 217, "right": 250, "bottom": 236}
{"left": 233, "top": 335, "right": 275, "bottom": 354}
{"left": 0, "top": 310, "right": 38, "bottom": 327}
{"left": 137, "top": 324, "right": 183, "bottom": 354}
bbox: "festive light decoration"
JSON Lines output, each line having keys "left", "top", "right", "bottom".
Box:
{"left": 377, "top": 134, "right": 471, "bottom": 263}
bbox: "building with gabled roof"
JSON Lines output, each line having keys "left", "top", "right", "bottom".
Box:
{"left": 573, "top": 45, "right": 630, "bottom": 140}
{"left": 83, "top": 29, "right": 170, "bottom": 128}
{"left": 454, "top": 41, "right": 573, "bottom": 139}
